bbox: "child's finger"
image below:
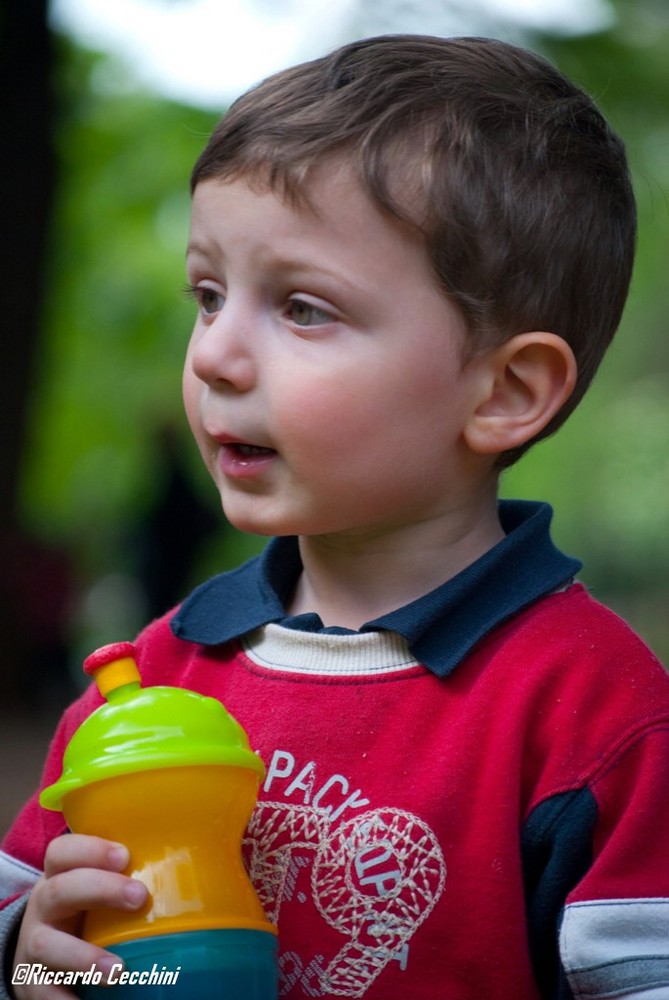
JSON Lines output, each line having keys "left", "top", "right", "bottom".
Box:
{"left": 43, "top": 835, "right": 129, "bottom": 876}
{"left": 37, "top": 867, "right": 147, "bottom": 923}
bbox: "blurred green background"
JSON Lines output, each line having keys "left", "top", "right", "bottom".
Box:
{"left": 1, "top": 0, "right": 667, "bottom": 746}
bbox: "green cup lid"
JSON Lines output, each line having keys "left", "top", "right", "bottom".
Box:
{"left": 40, "top": 642, "right": 264, "bottom": 812}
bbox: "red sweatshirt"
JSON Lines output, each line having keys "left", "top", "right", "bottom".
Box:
{"left": 2, "top": 504, "right": 669, "bottom": 998}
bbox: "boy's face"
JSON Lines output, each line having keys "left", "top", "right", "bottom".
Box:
{"left": 184, "top": 163, "right": 486, "bottom": 541}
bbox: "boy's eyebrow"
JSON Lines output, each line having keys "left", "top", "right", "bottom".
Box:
{"left": 185, "top": 240, "right": 369, "bottom": 297}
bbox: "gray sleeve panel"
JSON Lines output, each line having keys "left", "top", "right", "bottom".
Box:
{"left": 560, "top": 898, "right": 669, "bottom": 999}
{"left": 0, "top": 895, "right": 29, "bottom": 1000}
{"left": 0, "top": 852, "right": 40, "bottom": 899}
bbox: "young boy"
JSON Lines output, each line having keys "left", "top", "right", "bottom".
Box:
{"left": 2, "top": 33, "right": 669, "bottom": 1000}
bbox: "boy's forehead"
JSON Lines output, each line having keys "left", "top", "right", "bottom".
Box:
{"left": 190, "top": 164, "right": 355, "bottom": 246}
{"left": 190, "top": 155, "right": 424, "bottom": 247}
{"left": 194, "top": 155, "right": 360, "bottom": 212}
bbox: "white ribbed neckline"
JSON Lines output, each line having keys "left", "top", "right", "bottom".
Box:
{"left": 241, "top": 623, "right": 421, "bottom": 677}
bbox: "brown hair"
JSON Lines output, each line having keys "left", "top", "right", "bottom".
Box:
{"left": 191, "top": 35, "right": 636, "bottom": 464}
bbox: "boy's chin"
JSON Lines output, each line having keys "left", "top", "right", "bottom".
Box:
{"left": 223, "top": 511, "right": 275, "bottom": 538}
{"left": 220, "top": 500, "right": 293, "bottom": 538}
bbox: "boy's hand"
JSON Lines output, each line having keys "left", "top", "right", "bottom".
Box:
{"left": 12, "top": 834, "right": 148, "bottom": 999}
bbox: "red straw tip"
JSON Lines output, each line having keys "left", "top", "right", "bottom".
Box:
{"left": 83, "top": 641, "right": 137, "bottom": 677}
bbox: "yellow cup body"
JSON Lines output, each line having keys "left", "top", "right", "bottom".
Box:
{"left": 62, "top": 765, "right": 274, "bottom": 947}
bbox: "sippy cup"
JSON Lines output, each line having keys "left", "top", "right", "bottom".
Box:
{"left": 39, "top": 642, "right": 277, "bottom": 998}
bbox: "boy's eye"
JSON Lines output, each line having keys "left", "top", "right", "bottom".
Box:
{"left": 185, "top": 283, "right": 224, "bottom": 316}
{"left": 198, "top": 287, "right": 224, "bottom": 315}
{"left": 289, "top": 299, "right": 333, "bottom": 327}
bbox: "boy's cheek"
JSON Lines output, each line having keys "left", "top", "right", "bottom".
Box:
{"left": 182, "top": 372, "right": 203, "bottom": 435}
{"left": 181, "top": 388, "right": 213, "bottom": 476}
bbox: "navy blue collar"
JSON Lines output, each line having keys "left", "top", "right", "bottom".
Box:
{"left": 171, "top": 500, "right": 581, "bottom": 678}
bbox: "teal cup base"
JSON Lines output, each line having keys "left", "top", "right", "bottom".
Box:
{"left": 76, "top": 928, "right": 278, "bottom": 999}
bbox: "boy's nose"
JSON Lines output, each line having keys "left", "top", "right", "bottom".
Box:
{"left": 188, "top": 309, "right": 257, "bottom": 393}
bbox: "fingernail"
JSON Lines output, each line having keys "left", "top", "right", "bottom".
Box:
{"left": 98, "top": 953, "right": 122, "bottom": 978}
{"left": 108, "top": 843, "right": 129, "bottom": 869}
{"left": 123, "top": 879, "right": 147, "bottom": 907}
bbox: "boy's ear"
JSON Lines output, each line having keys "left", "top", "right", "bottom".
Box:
{"left": 463, "top": 332, "right": 577, "bottom": 455}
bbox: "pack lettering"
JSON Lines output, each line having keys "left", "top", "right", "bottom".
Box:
{"left": 264, "top": 749, "right": 370, "bottom": 821}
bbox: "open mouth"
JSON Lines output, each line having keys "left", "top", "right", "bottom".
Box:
{"left": 233, "top": 444, "right": 276, "bottom": 457}
{"left": 219, "top": 441, "right": 278, "bottom": 476}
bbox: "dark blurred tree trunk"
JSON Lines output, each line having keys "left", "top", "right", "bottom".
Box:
{"left": 0, "top": 0, "right": 56, "bottom": 703}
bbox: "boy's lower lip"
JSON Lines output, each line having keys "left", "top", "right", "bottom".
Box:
{"left": 218, "top": 442, "right": 277, "bottom": 478}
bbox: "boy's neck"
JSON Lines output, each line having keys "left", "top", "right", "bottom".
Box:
{"left": 287, "top": 496, "right": 505, "bottom": 631}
